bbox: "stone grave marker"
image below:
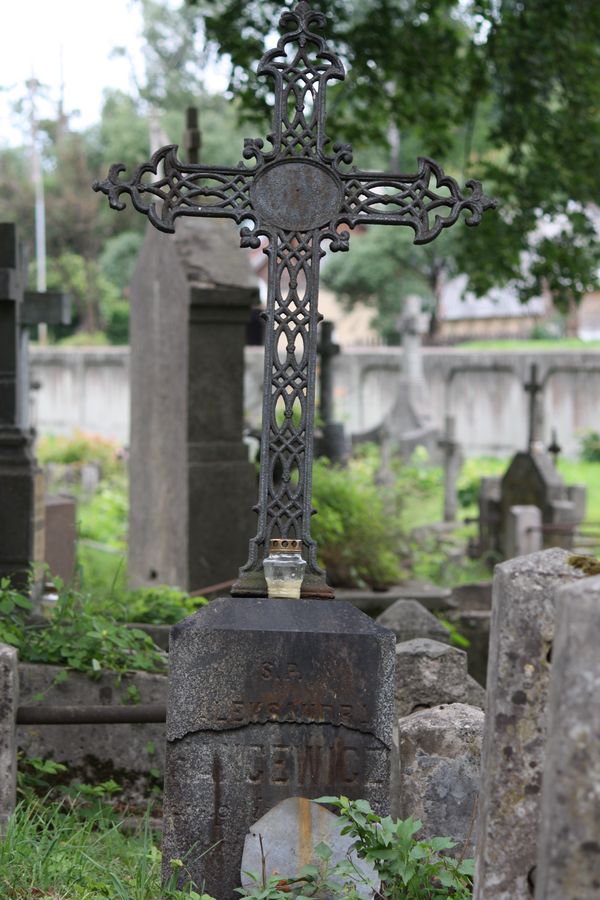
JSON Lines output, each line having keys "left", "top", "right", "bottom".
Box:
{"left": 0, "top": 223, "right": 71, "bottom": 592}
{"left": 376, "top": 598, "right": 452, "bottom": 645}
{"left": 240, "top": 796, "right": 378, "bottom": 895}
{"left": 0, "top": 224, "right": 44, "bottom": 590}
{"left": 534, "top": 573, "right": 600, "bottom": 900}
{"left": 94, "top": 2, "right": 494, "bottom": 893}
{"left": 128, "top": 111, "right": 259, "bottom": 592}
{"left": 397, "top": 703, "right": 484, "bottom": 857}
{"left": 0, "top": 643, "right": 18, "bottom": 833}
{"left": 477, "top": 364, "right": 587, "bottom": 560}
{"left": 163, "top": 598, "right": 394, "bottom": 896}
{"left": 394, "top": 638, "right": 484, "bottom": 719}
{"left": 473, "top": 548, "right": 586, "bottom": 900}
{"left": 353, "top": 294, "right": 440, "bottom": 460}
{"left": 438, "top": 414, "right": 462, "bottom": 523}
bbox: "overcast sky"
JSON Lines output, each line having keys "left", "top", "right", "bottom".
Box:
{"left": 0, "top": 0, "right": 228, "bottom": 148}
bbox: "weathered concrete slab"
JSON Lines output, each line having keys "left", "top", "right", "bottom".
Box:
{"left": 474, "top": 548, "right": 585, "bottom": 900}
{"left": 17, "top": 664, "right": 167, "bottom": 796}
{"left": 534, "top": 574, "right": 600, "bottom": 899}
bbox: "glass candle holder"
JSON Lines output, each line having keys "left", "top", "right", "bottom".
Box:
{"left": 263, "top": 538, "right": 307, "bottom": 599}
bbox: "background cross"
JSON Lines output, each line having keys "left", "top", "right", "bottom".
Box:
{"left": 524, "top": 363, "right": 543, "bottom": 450}
{"left": 94, "top": 0, "right": 496, "bottom": 597}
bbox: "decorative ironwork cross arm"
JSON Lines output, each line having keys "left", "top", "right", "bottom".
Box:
{"left": 94, "top": 145, "right": 255, "bottom": 235}
{"left": 338, "top": 158, "right": 497, "bottom": 245}
{"left": 93, "top": 0, "right": 496, "bottom": 598}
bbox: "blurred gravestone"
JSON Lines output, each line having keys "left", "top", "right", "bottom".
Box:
{"left": 0, "top": 225, "right": 45, "bottom": 590}
{"left": 476, "top": 365, "right": 586, "bottom": 560}
{"left": 128, "top": 216, "right": 260, "bottom": 592}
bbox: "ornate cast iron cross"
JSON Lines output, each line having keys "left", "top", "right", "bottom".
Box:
{"left": 94, "top": 0, "right": 496, "bottom": 598}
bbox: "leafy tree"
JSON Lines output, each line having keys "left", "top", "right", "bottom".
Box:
{"left": 323, "top": 226, "right": 456, "bottom": 340}
{"left": 188, "top": 0, "right": 600, "bottom": 330}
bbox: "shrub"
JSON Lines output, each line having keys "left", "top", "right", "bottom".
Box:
{"left": 37, "top": 429, "right": 123, "bottom": 478}
{"left": 119, "top": 586, "right": 208, "bottom": 625}
{"left": 0, "top": 580, "right": 166, "bottom": 676}
{"left": 581, "top": 430, "right": 600, "bottom": 462}
{"left": 311, "top": 451, "right": 405, "bottom": 588}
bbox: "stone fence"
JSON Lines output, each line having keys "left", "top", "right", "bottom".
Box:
{"left": 30, "top": 345, "right": 600, "bottom": 457}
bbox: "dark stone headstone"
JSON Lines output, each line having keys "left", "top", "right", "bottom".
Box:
{"left": 0, "top": 224, "right": 44, "bottom": 590}
{"left": 162, "top": 597, "right": 395, "bottom": 898}
{"left": 128, "top": 218, "right": 259, "bottom": 591}
{"left": 499, "top": 448, "right": 577, "bottom": 554}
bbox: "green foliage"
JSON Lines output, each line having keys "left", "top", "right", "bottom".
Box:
{"left": 322, "top": 226, "right": 453, "bottom": 340}
{"left": 1, "top": 794, "right": 204, "bottom": 899}
{"left": 119, "top": 586, "right": 208, "bottom": 626}
{"left": 16, "top": 755, "right": 68, "bottom": 798}
{"left": 0, "top": 581, "right": 166, "bottom": 676}
{"left": 0, "top": 578, "right": 33, "bottom": 647}
{"left": 316, "top": 797, "right": 474, "bottom": 898}
{"left": 99, "top": 231, "right": 145, "bottom": 290}
{"left": 104, "top": 299, "right": 131, "bottom": 344}
{"left": 3, "top": 790, "right": 471, "bottom": 899}
{"left": 580, "top": 431, "right": 600, "bottom": 463}
{"left": 78, "top": 476, "right": 129, "bottom": 548}
{"left": 198, "top": 0, "right": 600, "bottom": 330}
{"left": 235, "top": 797, "right": 474, "bottom": 898}
{"left": 57, "top": 330, "right": 111, "bottom": 346}
{"left": 312, "top": 451, "right": 406, "bottom": 588}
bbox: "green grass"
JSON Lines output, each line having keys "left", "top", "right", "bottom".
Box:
{"left": 453, "top": 339, "right": 600, "bottom": 351}
{"left": 557, "top": 459, "right": 600, "bottom": 524}
{"left": 0, "top": 795, "right": 203, "bottom": 899}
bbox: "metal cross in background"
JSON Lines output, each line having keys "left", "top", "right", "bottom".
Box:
{"left": 94, "top": 0, "right": 496, "bottom": 598}
{"left": 524, "top": 363, "right": 543, "bottom": 450}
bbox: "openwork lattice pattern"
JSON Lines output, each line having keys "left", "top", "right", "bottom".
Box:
{"left": 94, "top": 0, "right": 496, "bottom": 596}
{"left": 242, "top": 232, "right": 322, "bottom": 575}
{"left": 95, "top": 145, "right": 254, "bottom": 234}
{"left": 339, "top": 158, "right": 496, "bottom": 244}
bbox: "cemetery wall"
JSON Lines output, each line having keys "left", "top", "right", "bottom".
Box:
{"left": 30, "top": 346, "right": 600, "bottom": 457}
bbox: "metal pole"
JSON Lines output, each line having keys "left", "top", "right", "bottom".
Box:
{"left": 27, "top": 77, "right": 47, "bottom": 345}
{"left": 16, "top": 704, "right": 167, "bottom": 725}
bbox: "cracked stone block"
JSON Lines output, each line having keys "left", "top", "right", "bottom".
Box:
{"left": 474, "top": 548, "right": 586, "bottom": 900}
{"left": 394, "top": 638, "right": 472, "bottom": 718}
{"left": 162, "top": 597, "right": 395, "bottom": 899}
{"left": 535, "top": 575, "right": 600, "bottom": 900}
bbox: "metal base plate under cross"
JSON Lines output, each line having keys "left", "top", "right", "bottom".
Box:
{"left": 94, "top": 0, "right": 496, "bottom": 598}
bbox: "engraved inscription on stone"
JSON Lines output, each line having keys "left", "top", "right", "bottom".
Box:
{"left": 163, "top": 723, "right": 390, "bottom": 899}
{"left": 251, "top": 159, "right": 342, "bottom": 231}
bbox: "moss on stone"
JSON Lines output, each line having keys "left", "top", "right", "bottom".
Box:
{"left": 568, "top": 555, "right": 600, "bottom": 577}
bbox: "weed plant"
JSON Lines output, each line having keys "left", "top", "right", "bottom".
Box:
{"left": 3, "top": 793, "right": 473, "bottom": 899}
{"left": 0, "top": 579, "right": 166, "bottom": 676}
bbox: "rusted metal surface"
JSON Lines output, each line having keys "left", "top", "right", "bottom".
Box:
{"left": 16, "top": 704, "right": 167, "bottom": 725}
{"left": 94, "top": 1, "right": 496, "bottom": 597}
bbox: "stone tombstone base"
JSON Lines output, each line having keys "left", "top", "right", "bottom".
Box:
{"left": 162, "top": 597, "right": 395, "bottom": 898}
